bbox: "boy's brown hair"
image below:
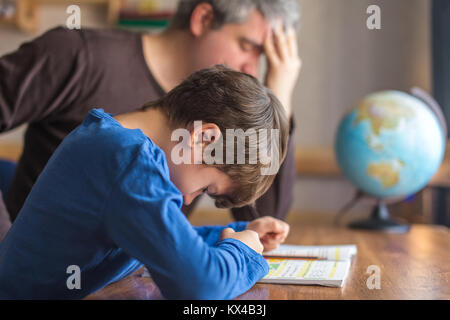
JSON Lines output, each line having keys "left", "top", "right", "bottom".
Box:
{"left": 142, "top": 65, "right": 289, "bottom": 208}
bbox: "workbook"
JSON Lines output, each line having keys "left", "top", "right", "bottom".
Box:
{"left": 258, "top": 245, "right": 357, "bottom": 287}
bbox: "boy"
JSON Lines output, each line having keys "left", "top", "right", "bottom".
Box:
{"left": 0, "top": 66, "right": 290, "bottom": 299}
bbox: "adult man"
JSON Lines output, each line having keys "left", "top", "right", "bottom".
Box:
{"left": 0, "top": 0, "right": 301, "bottom": 230}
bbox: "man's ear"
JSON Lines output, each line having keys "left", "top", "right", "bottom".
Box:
{"left": 190, "top": 3, "right": 214, "bottom": 37}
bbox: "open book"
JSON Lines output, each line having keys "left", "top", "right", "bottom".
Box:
{"left": 258, "top": 245, "right": 357, "bottom": 287}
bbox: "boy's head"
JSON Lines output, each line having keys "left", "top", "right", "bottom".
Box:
{"left": 142, "top": 65, "right": 289, "bottom": 209}
{"left": 168, "top": 0, "right": 300, "bottom": 77}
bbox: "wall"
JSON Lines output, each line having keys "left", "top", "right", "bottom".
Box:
{"left": 292, "top": 0, "right": 431, "bottom": 215}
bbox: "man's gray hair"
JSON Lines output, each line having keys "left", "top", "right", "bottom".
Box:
{"left": 170, "top": 0, "right": 300, "bottom": 30}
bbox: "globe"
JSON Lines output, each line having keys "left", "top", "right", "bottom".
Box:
{"left": 335, "top": 90, "right": 446, "bottom": 200}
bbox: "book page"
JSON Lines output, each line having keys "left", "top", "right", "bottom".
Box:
{"left": 263, "top": 244, "right": 357, "bottom": 261}
{"left": 259, "top": 258, "right": 351, "bottom": 287}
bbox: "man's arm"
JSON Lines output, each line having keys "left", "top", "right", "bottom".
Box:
{"left": 0, "top": 27, "right": 87, "bottom": 132}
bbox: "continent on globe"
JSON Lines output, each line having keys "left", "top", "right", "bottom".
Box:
{"left": 354, "top": 100, "right": 415, "bottom": 135}
{"left": 367, "top": 159, "right": 405, "bottom": 188}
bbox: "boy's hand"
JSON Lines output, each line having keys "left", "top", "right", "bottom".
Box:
{"left": 246, "top": 216, "right": 290, "bottom": 252}
{"left": 264, "top": 22, "right": 301, "bottom": 118}
{"left": 220, "top": 228, "right": 264, "bottom": 255}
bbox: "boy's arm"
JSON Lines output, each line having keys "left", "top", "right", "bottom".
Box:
{"left": 0, "top": 27, "right": 86, "bottom": 132}
{"left": 231, "top": 117, "right": 296, "bottom": 221}
{"left": 193, "top": 221, "right": 248, "bottom": 246}
{"left": 103, "top": 148, "right": 268, "bottom": 300}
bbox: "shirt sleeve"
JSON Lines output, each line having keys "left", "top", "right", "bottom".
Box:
{"left": 193, "top": 221, "right": 249, "bottom": 246}
{"left": 102, "top": 146, "right": 268, "bottom": 300}
{"left": 0, "top": 27, "right": 87, "bottom": 132}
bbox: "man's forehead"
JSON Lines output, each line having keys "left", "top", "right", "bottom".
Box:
{"left": 231, "top": 9, "right": 271, "bottom": 44}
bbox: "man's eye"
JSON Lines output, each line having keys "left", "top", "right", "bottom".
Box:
{"left": 240, "top": 42, "right": 252, "bottom": 52}
{"left": 202, "top": 188, "right": 208, "bottom": 193}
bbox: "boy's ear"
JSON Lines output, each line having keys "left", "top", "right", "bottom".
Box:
{"left": 190, "top": 3, "right": 214, "bottom": 37}
{"left": 190, "top": 122, "right": 221, "bottom": 149}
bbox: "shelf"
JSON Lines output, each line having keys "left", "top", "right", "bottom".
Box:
{"left": 5, "top": 0, "right": 175, "bottom": 33}
{"left": 5, "top": 0, "right": 118, "bottom": 33}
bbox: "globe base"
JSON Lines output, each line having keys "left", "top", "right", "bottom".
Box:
{"left": 348, "top": 202, "right": 411, "bottom": 233}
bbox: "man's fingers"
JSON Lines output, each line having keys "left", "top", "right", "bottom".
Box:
{"left": 286, "top": 26, "right": 298, "bottom": 57}
{"left": 264, "top": 30, "right": 280, "bottom": 66}
{"left": 274, "top": 23, "right": 289, "bottom": 61}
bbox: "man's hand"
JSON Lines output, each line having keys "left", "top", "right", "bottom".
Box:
{"left": 264, "top": 22, "right": 301, "bottom": 118}
{"left": 220, "top": 228, "right": 264, "bottom": 254}
{"left": 246, "top": 216, "right": 290, "bottom": 252}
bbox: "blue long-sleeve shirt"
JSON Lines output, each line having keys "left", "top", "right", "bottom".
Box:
{"left": 0, "top": 109, "right": 268, "bottom": 299}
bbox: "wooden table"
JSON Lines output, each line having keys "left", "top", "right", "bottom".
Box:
{"left": 86, "top": 224, "right": 450, "bottom": 300}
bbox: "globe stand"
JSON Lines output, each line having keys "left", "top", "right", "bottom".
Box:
{"left": 348, "top": 201, "right": 411, "bottom": 233}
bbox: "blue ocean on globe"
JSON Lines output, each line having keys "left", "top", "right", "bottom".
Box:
{"left": 335, "top": 90, "right": 446, "bottom": 199}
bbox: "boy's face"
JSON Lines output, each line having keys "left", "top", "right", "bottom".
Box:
{"left": 170, "top": 163, "right": 235, "bottom": 206}
{"left": 190, "top": 9, "right": 270, "bottom": 78}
